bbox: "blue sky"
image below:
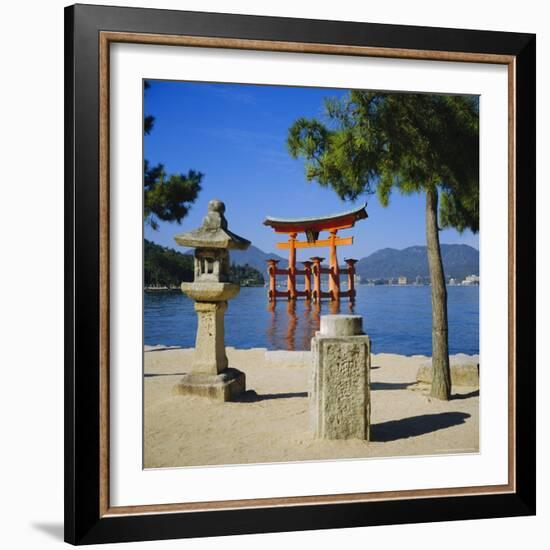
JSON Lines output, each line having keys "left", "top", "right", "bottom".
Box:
{"left": 144, "top": 80, "right": 479, "bottom": 259}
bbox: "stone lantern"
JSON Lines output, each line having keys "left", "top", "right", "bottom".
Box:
{"left": 172, "top": 199, "right": 250, "bottom": 401}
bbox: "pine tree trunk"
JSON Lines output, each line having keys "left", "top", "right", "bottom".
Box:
{"left": 425, "top": 187, "right": 451, "bottom": 400}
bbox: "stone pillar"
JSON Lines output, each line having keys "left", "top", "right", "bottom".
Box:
{"left": 192, "top": 301, "right": 228, "bottom": 374}
{"left": 310, "top": 315, "right": 371, "bottom": 440}
{"left": 173, "top": 297, "right": 245, "bottom": 401}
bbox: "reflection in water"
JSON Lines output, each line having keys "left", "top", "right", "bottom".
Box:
{"left": 311, "top": 301, "right": 321, "bottom": 326}
{"left": 267, "top": 299, "right": 355, "bottom": 351}
{"left": 285, "top": 301, "right": 298, "bottom": 350}
{"left": 146, "top": 286, "right": 479, "bottom": 355}
{"left": 266, "top": 300, "right": 277, "bottom": 349}
{"left": 302, "top": 301, "right": 313, "bottom": 351}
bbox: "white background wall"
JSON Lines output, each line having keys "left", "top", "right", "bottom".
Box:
{"left": 0, "top": 0, "right": 547, "bottom": 548}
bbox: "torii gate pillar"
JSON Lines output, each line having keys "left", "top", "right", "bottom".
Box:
{"left": 328, "top": 229, "right": 340, "bottom": 301}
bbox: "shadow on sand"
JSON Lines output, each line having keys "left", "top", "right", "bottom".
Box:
{"left": 371, "top": 412, "right": 471, "bottom": 442}
{"left": 451, "top": 390, "right": 479, "bottom": 400}
{"left": 144, "top": 372, "right": 187, "bottom": 378}
{"left": 371, "top": 381, "right": 413, "bottom": 391}
{"left": 236, "top": 390, "right": 308, "bottom": 402}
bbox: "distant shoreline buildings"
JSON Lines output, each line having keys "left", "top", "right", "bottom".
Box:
{"left": 460, "top": 274, "right": 480, "bottom": 285}
{"left": 364, "top": 274, "right": 479, "bottom": 286}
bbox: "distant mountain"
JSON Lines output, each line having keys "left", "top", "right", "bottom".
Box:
{"left": 182, "top": 242, "right": 478, "bottom": 281}
{"left": 229, "top": 245, "right": 287, "bottom": 274}
{"left": 186, "top": 244, "right": 287, "bottom": 275}
{"left": 356, "top": 244, "right": 479, "bottom": 281}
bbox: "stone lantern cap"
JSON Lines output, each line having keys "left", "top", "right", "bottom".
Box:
{"left": 174, "top": 199, "right": 250, "bottom": 250}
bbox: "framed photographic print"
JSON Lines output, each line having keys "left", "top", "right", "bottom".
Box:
{"left": 65, "top": 3, "right": 536, "bottom": 545}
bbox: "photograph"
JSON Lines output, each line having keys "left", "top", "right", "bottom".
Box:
{"left": 142, "top": 80, "right": 481, "bottom": 469}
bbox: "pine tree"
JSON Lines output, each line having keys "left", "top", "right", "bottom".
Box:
{"left": 287, "top": 91, "right": 479, "bottom": 400}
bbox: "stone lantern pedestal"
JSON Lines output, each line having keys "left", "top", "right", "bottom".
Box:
{"left": 172, "top": 199, "right": 250, "bottom": 402}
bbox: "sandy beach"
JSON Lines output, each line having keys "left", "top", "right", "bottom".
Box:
{"left": 144, "top": 347, "right": 479, "bottom": 468}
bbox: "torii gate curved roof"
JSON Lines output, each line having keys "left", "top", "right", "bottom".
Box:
{"left": 263, "top": 202, "right": 368, "bottom": 234}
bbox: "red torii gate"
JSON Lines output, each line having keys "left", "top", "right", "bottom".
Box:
{"left": 263, "top": 203, "right": 368, "bottom": 302}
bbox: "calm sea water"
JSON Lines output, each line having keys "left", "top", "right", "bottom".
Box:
{"left": 144, "top": 285, "right": 478, "bottom": 356}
